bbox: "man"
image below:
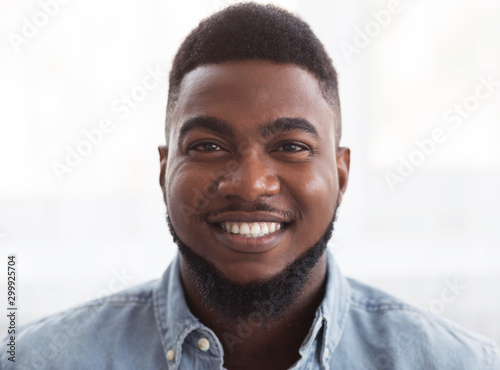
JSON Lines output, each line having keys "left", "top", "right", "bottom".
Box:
{"left": 2, "top": 3, "right": 499, "bottom": 369}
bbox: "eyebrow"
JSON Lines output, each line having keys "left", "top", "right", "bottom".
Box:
{"left": 178, "top": 116, "right": 234, "bottom": 140}
{"left": 260, "top": 117, "right": 319, "bottom": 139}
{"left": 178, "top": 116, "right": 319, "bottom": 140}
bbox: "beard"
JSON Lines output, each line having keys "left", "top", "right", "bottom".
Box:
{"left": 166, "top": 198, "right": 339, "bottom": 326}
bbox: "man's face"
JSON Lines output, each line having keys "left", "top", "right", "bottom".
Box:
{"left": 160, "top": 60, "right": 349, "bottom": 285}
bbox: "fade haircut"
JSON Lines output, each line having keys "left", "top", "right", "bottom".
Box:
{"left": 166, "top": 2, "right": 342, "bottom": 147}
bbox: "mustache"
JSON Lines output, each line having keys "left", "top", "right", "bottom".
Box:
{"left": 196, "top": 202, "right": 297, "bottom": 223}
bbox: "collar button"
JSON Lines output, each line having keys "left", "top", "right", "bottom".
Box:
{"left": 167, "top": 349, "right": 175, "bottom": 361}
{"left": 198, "top": 337, "right": 210, "bottom": 351}
{"left": 323, "top": 347, "right": 330, "bottom": 359}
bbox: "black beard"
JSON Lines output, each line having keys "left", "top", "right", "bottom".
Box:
{"left": 166, "top": 200, "right": 339, "bottom": 326}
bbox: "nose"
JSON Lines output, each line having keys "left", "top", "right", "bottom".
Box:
{"left": 217, "top": 154, "right": 280, "bottom": 202}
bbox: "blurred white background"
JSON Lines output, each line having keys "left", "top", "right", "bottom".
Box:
{"left": 1, "top": 0, "right": 499, "bottom": 346}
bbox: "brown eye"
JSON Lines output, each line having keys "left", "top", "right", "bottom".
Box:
{"left": 277, "top": 143, "right": 309, "bottom": 152}
{"left": 193, "top": 143, "right": 222, "bottom": 152}
{"left": 272, "top": 141, "right": 312, "bottom": 161}
{"left": 278, "top": 143, "right": 303, "bottom": 152}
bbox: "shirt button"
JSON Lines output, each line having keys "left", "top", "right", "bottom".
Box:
{"left": 323, "top": 347, "right": 330, "bottom": 359}
{"left": 198, "top": 337, "right": 210, "bottom": 351}
{"left": 166, "top": 349, "right": 175, "bottom": 361}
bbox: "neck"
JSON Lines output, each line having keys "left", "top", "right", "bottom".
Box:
{"left": 180, "top": 254, "right": 328, "bottom": 370}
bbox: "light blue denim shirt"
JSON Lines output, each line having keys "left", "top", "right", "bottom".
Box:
{"left": 2, "top": 249, "right": 499, "bottom": 369}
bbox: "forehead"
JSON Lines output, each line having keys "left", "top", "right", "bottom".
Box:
{"left": 170, "top": 60, "right": 335, "bottom": 138}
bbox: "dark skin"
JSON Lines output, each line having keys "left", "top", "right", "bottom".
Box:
{"left": 159, "top": 60, "right": 350, "bottom": 369}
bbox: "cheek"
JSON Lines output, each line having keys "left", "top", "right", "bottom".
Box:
{"left": 166, "top": 161, "right": 222, "bottom": 247}
{"left": 285, "top": 163, "right": 337, "bottom": 238}
{"left": 166, "top": 164, "right": 207, "bottom": 227}
{"left": 302, "top": 171, "right": 336, "bottom": 215}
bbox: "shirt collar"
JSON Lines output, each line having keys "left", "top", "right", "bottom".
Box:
{"left": 153, "top": 247, "right": 350, "bottom": 367}
{"left": 319, "top": 248, "right": 351, "bottom": 364}
{"left": 153, "top": 255, "right": 224, "bottom": 368}
{"left": 289, "top": 248, "right": 350, "bottom": 367}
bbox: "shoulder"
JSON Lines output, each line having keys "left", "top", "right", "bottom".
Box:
{"left": 17, "top": 279, "right": 158, "bottom": 337}
{"left": 338, "top": 278, "right": 500, "bottom": 369}
{"left": 1, "top": 280, "right": 164, "bottom": 369}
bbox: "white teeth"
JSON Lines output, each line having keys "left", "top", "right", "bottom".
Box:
{"left": 239, "top": 223, "right": 250, "bottom": 234}
{"left": 220, "top": 221, "right": 283, "bottom": 237}
{"left": 250, "top": 223, "right": 260, "bottom": 236}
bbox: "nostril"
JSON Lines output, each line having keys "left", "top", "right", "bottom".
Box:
{"left": 217, "top": 172, "right": 280, "bottom": 202}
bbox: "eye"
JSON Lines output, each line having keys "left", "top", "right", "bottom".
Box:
{"left": 277, "top": 142, "right": 308, "bottom": 152}
{"left": 191, "top": 142, "right": 222, "bottom": 152}
{"left": 272, "top": 141, "right": 313, "bottom": 161}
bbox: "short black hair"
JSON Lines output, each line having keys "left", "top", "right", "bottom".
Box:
{"left": 166, "top": 2, "right": 341, "bottom": 146}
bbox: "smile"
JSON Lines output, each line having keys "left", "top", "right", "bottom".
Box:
{"left": 218, "top": 222, "right": 283, "bottom": 237}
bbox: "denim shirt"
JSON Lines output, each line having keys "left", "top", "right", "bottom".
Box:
{"left": 2, "top": 249, "right": 499, "bottom": 369}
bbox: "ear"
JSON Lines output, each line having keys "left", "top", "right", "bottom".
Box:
{"left": 336, "top": 147, "right": 350, "bottom": 205}
{"left": 158, "top": 145, "right": 168, "bottom": 204}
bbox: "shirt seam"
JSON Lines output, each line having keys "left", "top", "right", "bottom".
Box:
{"left": 17, "top": 298, "right": 153, "bottom": 332}
{"left": 350, "top": 299, "right": 409, "bottom": 312}
{"left": 85, "top": 298, "right": 152, "bottom": 305}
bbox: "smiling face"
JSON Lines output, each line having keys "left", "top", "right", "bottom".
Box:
{"left": 160, "top": 60, "right": 349, "bottom": 285}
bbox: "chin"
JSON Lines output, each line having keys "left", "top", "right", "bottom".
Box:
{"left": 216, "top": 259, "right": 288, "bottom": 285}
